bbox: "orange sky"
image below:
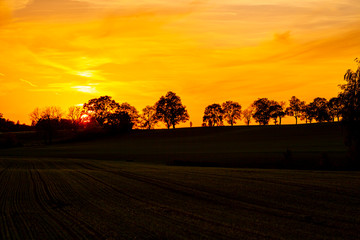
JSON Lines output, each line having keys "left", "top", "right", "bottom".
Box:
{"left": 0, "top": 0, "right": 359, "bottom": 126}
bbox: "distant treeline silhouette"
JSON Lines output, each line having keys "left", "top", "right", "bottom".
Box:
{"left": 0, "top": 59, "right": 359, "bottom": 133}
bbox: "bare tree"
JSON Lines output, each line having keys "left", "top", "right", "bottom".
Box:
{"left": 29, "top": 107, "right": 41, "bottom": 126}
{"left": 67, "top": 106, "right": 83, "bottom": 130}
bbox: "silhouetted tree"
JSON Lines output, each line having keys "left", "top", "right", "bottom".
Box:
{"left": 310, "top": 97, "right": 330, "bottom": 123}
{"left": 67, "top": 106, "right": 83, "bottom": 130}
{"left": 286, "top": 96, "right": 305, "bottom": 124}
{"left": 0, "top": 114, "right": 14, "bottom": 132}
{"left": 119, "top": 103, "right": 140, "bottom": 128}
{"left": 252, "top": 98, "right": 273, "bottom": 125}
{"left": 83, "top": 96, "right": 120, "bottom": 126}
{"left": 30, "top": 106, "right": 63, "bottom": 144}
{"left": 222, "top": 101, "right": 242, "bottom": 126}
{"left": 203, "top": 104, "right": 224, "bottom": 127}
{"left": 339, "top": 59, "right": 360, "bottom": 164}
{"left": 278, "top": 101, "right": 287, "bottom": 125}
{"left": 105, "top": 111, "right": 133, "bottom": 132}
{"left": 29, "top": 107, "right": 41, "bottom": 126}
{"left": 328, "top": 97, "right": 343, "bottom": 122}
{"left": 0, "top": 114, "right": 31, "bottom": 133}
{"left": 155, "top": 91, "right": 189, "bottom": 129}
{"left": 140, "top": 105, "right": 158, "bottom": 130}
{"left": 269, "top": 101, "right": 284, "bottom": 125}
{"left": 242, "top": 106, "right": 254, "bottom": 126}
{"left": 339, "top": 60, "right": 360, "bottom": 121}
{"left": 301, "top": 103, "right": 316, "bottom": 123}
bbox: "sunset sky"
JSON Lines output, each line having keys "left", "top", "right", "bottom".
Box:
{"left": 0, "top": 0, "right": 359, "bottom": 126}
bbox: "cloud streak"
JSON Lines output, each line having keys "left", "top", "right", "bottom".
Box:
{"left": 20, "top": 78, "right": 37, "bottom": 87}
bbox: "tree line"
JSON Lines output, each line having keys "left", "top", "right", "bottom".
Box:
{"left": 201, "top": 95, "right": 343, "bottom": 127}
{"left": 202, "top": 59, "right": 359, "bottom": 126}
{"left": 27, "top": 92, "right": 189, "bottom": 143}
{"left": 1, "top": 59, "right": 358, "bottom": 137}
{"left": 0, "top": 113, "right": 32, "bottom": 132}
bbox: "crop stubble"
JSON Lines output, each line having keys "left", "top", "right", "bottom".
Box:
{"left": 0, "top": 157, "right": 359, "bottom": 239}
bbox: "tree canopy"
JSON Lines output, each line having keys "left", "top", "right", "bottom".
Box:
{"left": 252, "top": 98, "right": 273, "bottom": 125}
{"left": 286, "top": 96, "right": 305, "bottom": 125}
{"left": 155, "top": 91, "right": 189, "bottom": 129}
{"left": 119, "top": 103, "right": 140, "bottom": 128}
{"left": 203, "top": 104, "right": 224, "bottom": 127}
{"left": 339, "top": 61, "right": 360, "bottom": 121}
{"left": 140, "top": 105, "right": 158, "bottom": 130}
{"left": 222, "top": 101, "right": 242, "bottom": 126}
{"left": 83, "top": 96, "right": 120, "bottom": 126}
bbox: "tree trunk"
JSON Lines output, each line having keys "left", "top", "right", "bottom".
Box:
{"left": 295, "top": 117, "right": 298, "bottom": 125}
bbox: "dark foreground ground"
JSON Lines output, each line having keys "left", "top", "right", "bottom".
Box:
{"left": 0, "top": 123, "right": 358, "bottom": 239}
{"left": 0, "top": 157, "right": 359, "bottom": 240}
{"left": 0, "top": 123, "right": 349, "bottom": 169}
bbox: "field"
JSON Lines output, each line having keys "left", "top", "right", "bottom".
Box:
{"left": 0, "top": 123, "right": 359, "bottom": 239}
{"left": 0, "top": 157, "right": 359, "bottom": 239}
{"left": 0, "top": 123, "right": 348, "bottom": 168}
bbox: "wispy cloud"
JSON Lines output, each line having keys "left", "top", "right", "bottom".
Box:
{"left": 20, "top": 78, "right": 37, "bottom": 87}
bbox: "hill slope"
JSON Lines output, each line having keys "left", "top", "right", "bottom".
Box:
{"left": 1, "top": 123, "right": 347, "bottom": 168}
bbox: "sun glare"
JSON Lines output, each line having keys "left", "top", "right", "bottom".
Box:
{"left": 72, "top": 86, "right": 97, "bottom": 93}
{"left": 76, "top": 71, "right": 94, "bottom": 78}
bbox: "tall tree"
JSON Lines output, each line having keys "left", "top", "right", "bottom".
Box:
{"left": 140, "top": 105, "right": 158, "bottom": 130}
{"left": 83, "top": 96, "right": 120, "bottom": 126}
{"left": 339, "top": 59, "right": 360, "bottom": 165}
{"left": 155, "top": 91, "right": 189, "bottom": 129}
{"left": 286, "top": 96, "right": 305, "bottom": 124}
{"left": 252, "top": 98, "right": 273, "bottom": 125}
{"left": 339, "top": 60, "right": 360, "bottom": 121}
{"left": 203, "top": 104, "right": 224, "bottom": 127}
{"left": 119, "top": 103, "right": 140, "bottom": 128}
{"left": 222, "top": 101, "right": 242, "bottom": 126}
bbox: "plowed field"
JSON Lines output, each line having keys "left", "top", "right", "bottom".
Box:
{"left": 0, "top": 157, "right": 359, "bottom": 239}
